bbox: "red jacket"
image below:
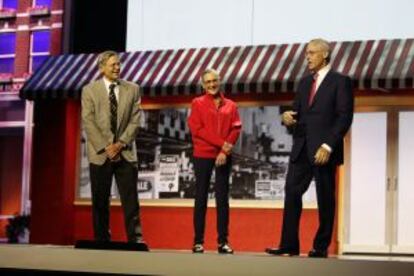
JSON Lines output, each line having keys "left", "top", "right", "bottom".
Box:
{"left": 188, "top": 93, "right": 242, "bottom": 158}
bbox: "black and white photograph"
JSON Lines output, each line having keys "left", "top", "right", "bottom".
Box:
{"left": 78, "top": 105, "right": 316, "bottom": 203}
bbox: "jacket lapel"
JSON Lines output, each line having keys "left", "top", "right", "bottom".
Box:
{"left": 308, "top": 70, "right": 334, "bottom": 108}
{"left": 117, "top": 81, "right": 127, "bottom": 132}
{"left": 304, "top": 76, "right": 313, "bottom": 107}
{"left": 97, "top": 79, "right": 110, "bottom": 124}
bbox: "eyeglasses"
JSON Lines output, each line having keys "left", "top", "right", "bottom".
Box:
{"left": 203, "top": 78, "right": 219, "bottom": 84}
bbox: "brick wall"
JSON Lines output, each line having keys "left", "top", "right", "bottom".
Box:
{"left": 0, "top": 0, "right": 63, "bottom": 89}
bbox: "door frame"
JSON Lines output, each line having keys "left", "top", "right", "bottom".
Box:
{"left": 338, "top": 95, "right": 414, "bottom": 255}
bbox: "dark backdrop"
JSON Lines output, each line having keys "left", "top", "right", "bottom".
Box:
{"left": 65, "top": 0, "right": 128, "bottom": 53}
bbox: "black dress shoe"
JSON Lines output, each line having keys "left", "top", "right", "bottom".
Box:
{"left": 308, "top": 249, "right": 328, "bottom": 258}
{"left": 265, "top": 247, "right": 299, "bottom": 256}
{"left": 218, "top": 243, "right": 234, "bottom": 254}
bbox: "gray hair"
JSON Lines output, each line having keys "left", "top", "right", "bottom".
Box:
{"left": 97, "top": 50, "right": 119, "bottom": 68}
{"left": 308, "top": 38, "right": 331, "bottom": 63}
{"left": 201, "top": 68, "right": 220, "bottom": 83}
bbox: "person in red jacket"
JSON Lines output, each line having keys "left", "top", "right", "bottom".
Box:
{"left": 188, "top": 69, "right": 242, "bottom": 254}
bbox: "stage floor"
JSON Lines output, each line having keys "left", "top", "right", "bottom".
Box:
{"left": 1, "top": 244, "right": 414, "bottom": 276}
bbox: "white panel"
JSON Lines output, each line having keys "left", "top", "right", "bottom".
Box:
{"left": 396, "top": 112, "right": 414, "bottom": 247}
{"left": 392, "top": 245, "right": 414, "bottom": 254}
{"left": 252, "top": 0, "right": 414, "bottom": 45}
{"left": 349, "top": 112, "right": 387, "bottom": 246}
{"left": 127, "top": 0, "right": 414, "bottom": 51}
{"left": 127, "top": 0, "right": 252, "bottom": 51}
{"left": 126, "top": 0, "right": 144, "bottom": 52}
{"left": 342, "top": 244, "right": 389, "bottom": 254}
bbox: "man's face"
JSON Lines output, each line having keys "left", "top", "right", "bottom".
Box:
{"left": 100, "top": 55, "right": 121, "bottom": 82}
{"left": 202, "top": 72, "right": 220, "bottom": 96}
{"left": 305, "top": 42, "right": 328, "bottom": 73}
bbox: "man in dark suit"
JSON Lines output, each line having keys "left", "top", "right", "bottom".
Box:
{"left": 81, "top": 51, "right": 144, "bottom": 243}
{"left": 265, "top": 38, "right": 354, "bottom": 257}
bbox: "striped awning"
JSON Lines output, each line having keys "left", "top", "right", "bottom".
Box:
{"left": 20, "top": 38, "right": 414, "bottom": 100}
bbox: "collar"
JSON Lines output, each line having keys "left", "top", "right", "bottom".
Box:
{"left": 205, "top": 92, "right": 225, "bottom": 106}
{"left": 205, "top": 92, "right": 225, "bottom": 100}
{"left": 314, "top": 64, "right": 331, "bottom": 80}
{"left": 103, "top": 77, "right": 120, "bottom": 91}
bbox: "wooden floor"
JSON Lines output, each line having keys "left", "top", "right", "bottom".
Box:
{"left": 1, "top": 244, "right": 414, "bottom": 276}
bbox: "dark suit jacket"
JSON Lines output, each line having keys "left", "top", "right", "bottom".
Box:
{"left": 290, "top": 70, "right": 354, "bottom": 165}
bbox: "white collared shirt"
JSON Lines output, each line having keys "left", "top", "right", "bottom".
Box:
{"left": 314, "top": 64, "right": 331, "bottom": 92}
{"left": 103, "top": 77, "right": 120, "bottom": 102}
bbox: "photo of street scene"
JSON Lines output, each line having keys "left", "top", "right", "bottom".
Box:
{"left": 78, "top": 105, "right": 316, "bottom": 203}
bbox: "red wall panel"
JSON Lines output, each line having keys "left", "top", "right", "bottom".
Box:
{"left": 71, "top": 206, "right": 337, "bottom": 254}
{"left": 0, "top": 136, "right": 23, "bottom": 215}
{"left": 30, "top": 100, "right": 77, "bottom": 244}
{"left": 0, "top": 135, "right": 23, "bottom": 239}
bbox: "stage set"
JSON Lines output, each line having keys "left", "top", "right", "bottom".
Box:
{"left": 1, "top": 244, "right": 414, "bottom": 276}
{"left": 1, "top": 1, "right": 414, "bottom": 276}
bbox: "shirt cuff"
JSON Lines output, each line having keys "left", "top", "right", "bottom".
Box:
{"left": 220, "top": 150, "right": 230, "bottom": 156}
{"left": 322, "top": 143, "right": 332, "bottom": 153}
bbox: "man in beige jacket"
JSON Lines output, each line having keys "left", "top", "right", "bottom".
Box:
{"left": 81, "top": 50, "right": 143, "bottom": 243}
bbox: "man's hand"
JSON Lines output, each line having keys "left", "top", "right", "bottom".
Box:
{"left": 215, "top": 152, "right": 227, "bottom": 167}
{"left": 314, "top": 146, "right": 331, "bottom": 165}
{"left": 105, "top": 142, "right": 124, "bottom": 160}
{"left": 222, "top": 142, "right": 233, "bottom": 155}
{"left": 281, "top": 111, "right": 298, "bottom": 126}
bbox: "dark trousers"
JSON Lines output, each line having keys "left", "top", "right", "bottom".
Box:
{"left": 193, "top": 157, "right": 231, "bottom": 245}
{"left": 89, "top": 159, "right": 142, "bottom": 242}
{"left": 279, "top": 147, "right": 336, "bottom": 251}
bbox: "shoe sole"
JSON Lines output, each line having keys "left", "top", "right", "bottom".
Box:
{"left": 265, "top": 249, "right": 299, "bottom": 256}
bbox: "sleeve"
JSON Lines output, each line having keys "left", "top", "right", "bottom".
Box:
{"left": 225, "top": 103, "right": 242, "bottom": 145}
{"left": 292, "top": 78, "right": 304, "bottom": 113}
{"left": 81, "top": 85, "right": 108, "bottom": 153}
{"left": 118, "top": 84, "right": 142, "bottom": 145}
{"left": 325, "top": 76, "right": 354, "bottom": 149}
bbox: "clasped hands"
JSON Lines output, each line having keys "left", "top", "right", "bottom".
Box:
{"left": 215, "top": 141, "right": 233, "bottom": 167}
{"left": 105, "top": 142, "right": 125, "bottom": 162}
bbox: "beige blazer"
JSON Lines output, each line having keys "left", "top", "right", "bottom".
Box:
{"left": 81, "top": 79, "right": 142, "bottom": 165}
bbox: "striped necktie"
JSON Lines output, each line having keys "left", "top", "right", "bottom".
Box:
{"left": 109, "top": 83, "right": 117, "bottom": 140}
